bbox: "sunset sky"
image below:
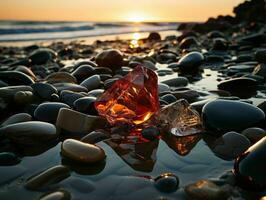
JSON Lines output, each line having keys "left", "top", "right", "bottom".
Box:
{"left": 0, "top": 0, "right": 244, "bottom": 22}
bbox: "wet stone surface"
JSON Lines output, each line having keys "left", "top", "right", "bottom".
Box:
{"left": 1, "top": 18, "right": 266, "bottom": 199}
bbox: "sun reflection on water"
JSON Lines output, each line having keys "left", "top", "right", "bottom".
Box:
{"left": 130, "top": 32, "right": 141, "bottom": 48}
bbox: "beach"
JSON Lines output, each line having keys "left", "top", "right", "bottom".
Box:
{"left": 0, "top": 1, "right": 266, "bottom": 199}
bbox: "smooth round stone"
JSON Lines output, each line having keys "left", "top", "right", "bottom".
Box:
{"left": 28, "top": 48, "right": 56, "bottom": 65}
{"left": 0, "top": 86, "right": 31, "bottom": 101}
{"left": 0, "top": 71, "right": 34, "bottom": 85}
{"left": 80, "top": 74, "right": 102, "bottom": 91}
{"left": 147, "top": 32, "right": 161, "bottom": 40}
{"left": 0, "top": 121, "right": 58, "bottom": 145}
{"left": 172, "top": 89, "right": 199, "bottom": 102}
{"left": 160, "top": 94, "right": 177, "bottom": 104}
{"left": 31, "top": 82, "right": 57, "bottom": 100}
{"left": 141, "top": 126, "right": 160, "bottom": 141}
{"left": 177, "top": 51, "right": 204, "bottom": 72}
{"left": 74, "top": 60, "right": 97, "bottom": 69}
{"left": 212, "top": 131, "right": 251, "bottom": 160}
{"left": 15, "top": 65, "right": 37, "bottom": 80}
{"left": 234, "top": 137, "right": 266, "bottom": 190}
{"left": 212, "top": 38, "right": 228, "bottom": 51}
{"left": 39, "top": 190, "right": 71, "bottom": 200}
{"left": 104, "top": 78, "right": 118, "bottom": 89}
{"left": 95, "top": 49, "right": 123, "bottom": 69}
{"left": 154, "top": 173, "right": 179, "bottom": 193}
{"left": 87, "top": 89, "right": 104, "bottom": 98}
{"left": 34, "top": 102, "right": 70, "bottom": 123}
{"left": 185, "top": 180, "right": 232, "bottom": 200}
{"left": 0, "top": 152, "right": 21, "bottom": 166}
{"left": 53, "top": 83, "right": 88, "bottom": 93}
{"left": 73, "top": 96, "right": 97, "bottom": 114}
{"left": 161, "top": 77, "right": 188, "bottom": 87}
{"left": 241, "top": 127, "right": 266, "bottom": 143}
{"left": 71, "top": 65, "right": 95, "bottom": 83}
{"left": 202, "top": 100, "right": 265, "bottom": 132}
{"left": 61, "top": 139, "right": 106, "bottom": 163}
{"left": 228, "top": 65, "right": 254, "bottom": 73}
{"left": 1, "top": 113, "right": 32, "bottom": 127}
{"left": 46, "top": 72, "right": 77, "bottom": 84}
{"left": 60, "top": 90, "right": 85, "bottom": 107}
{"left": 255, "top": 49, "right": 266, "bottom": 63}
{"left": 56, "top": 108, "right": 106, "bottom": 134}
{"left": 179, "top": 36, "right": 198, "bottom": 49}
{"left": 14, "top": 91, "right": 36, "bottom": 105}
{"left": 25, "top": 165, "right": 70, "bottom": 190}
{"left": 207, "top": 31, "right": 225, "bottom": 38}
{"left": 158, "top": 83, "right": 170, "bottom": 94}
{"left": 217, "top": 77, "right": 257, "bottom": 91}
{"left": 81, "top": 131, "right": 110, "bottom": 144}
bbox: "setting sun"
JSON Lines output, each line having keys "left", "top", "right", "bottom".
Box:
{"left": 126, "top": 12, "right": 151, "bottom": 22}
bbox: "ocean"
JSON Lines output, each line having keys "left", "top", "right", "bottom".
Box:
{"left": 0, "top": 21, "right": 178, "bottom": 43}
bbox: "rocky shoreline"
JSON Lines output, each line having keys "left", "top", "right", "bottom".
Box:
{"left": 1, "top": 0, "right": 266, "bottom": 199}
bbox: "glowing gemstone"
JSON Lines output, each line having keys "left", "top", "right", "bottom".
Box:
{"left": 95, "top": 65, "right": 159, "bottom": 126}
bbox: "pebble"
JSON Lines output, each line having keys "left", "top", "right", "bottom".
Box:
{"left": 161, "top": 77, "right": 188, "bottom": 87}
{"left": 95, "top": 49, "right": 123, "bottom": 69}
{"left": 212, "top": 131, "right": 251, "bottom": 160}
{"left": 25, "top": 165, "right": 70, "bottom": 190}
{"left": 147, "top": 32, "right": 161, "bottom": 41}
{"left": 0, "top": 121, "right": 58, "bottom": 145}
{"left": 241, "top": 127, "right": 266, "bottom": 143}
{"left": 0, "top": 152, "right": 21, "bottom": 166}
{"left": 160, "top": 94, "right": 177, "bottom": 104}
{"left": 177, "top": 51, "right": 204, "bottom": 73}
{"left": 202, "top": 100, "right": 265, "bottom": 132}
{"left": 46, "top": 72, "right": 77, "bottom": 84}
{"left": 81, "top": 131, "right": 110, "bottom": 144}
{"left": 154, "top": 173, "right": 179, "bottom": 193}
{"left": 80, "top": 74, "right": 102, "bottom": 91}
{"left": 31, "top": 82, "right": 58, "bottom": 101}
{"left": 234, "top": 137, "right": 266, "bottom": 190}
{"left": 185, "top": 180, "right": 233, "bottom": 200}
{"left": 61, "top": 139, "right": 106, "bottom": 163}
{"left": 0, "top": 71, "right": 35, "bottom": 85}
{"left": 218, "top": 77, "right": 258, "bottom": 92}
{"left": 39, "top": 190, "right": 71, "bottom": 200}
{"left": 34, "top": 102, "right": 70, "bottom": 123}
{"left": 53, "top": 83, "right": 88, "bottom": 93}
{"left": 60, "top": 90, "right": 85, "bottom": 107}
{"left": 56, "top": 108, "right": 107, "bottom": 134}
{"left": 1, "top": 113, "right": 32, "bottom": 127}
{"left": 73, "top": 96, "right": 97, "bottom": 114}
{"left": 71, "top": 64, "right": 95, "bottom": 83}
{"left": 28, "top": 48, "right": 56, "bottom": 65}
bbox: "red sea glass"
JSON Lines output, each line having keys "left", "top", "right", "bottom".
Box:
{"left": 95, "top": 65, "right": 159, "bottom": 126}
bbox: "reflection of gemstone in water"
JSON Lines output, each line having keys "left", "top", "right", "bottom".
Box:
{"left": 155, "top": 99, "right": 202, "bottom": 136}
{"left": 95, "top": 65, "right": 160, "bottom": 126}
{"left": 162, "top": 133, "right": 202, "bottom": 156}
